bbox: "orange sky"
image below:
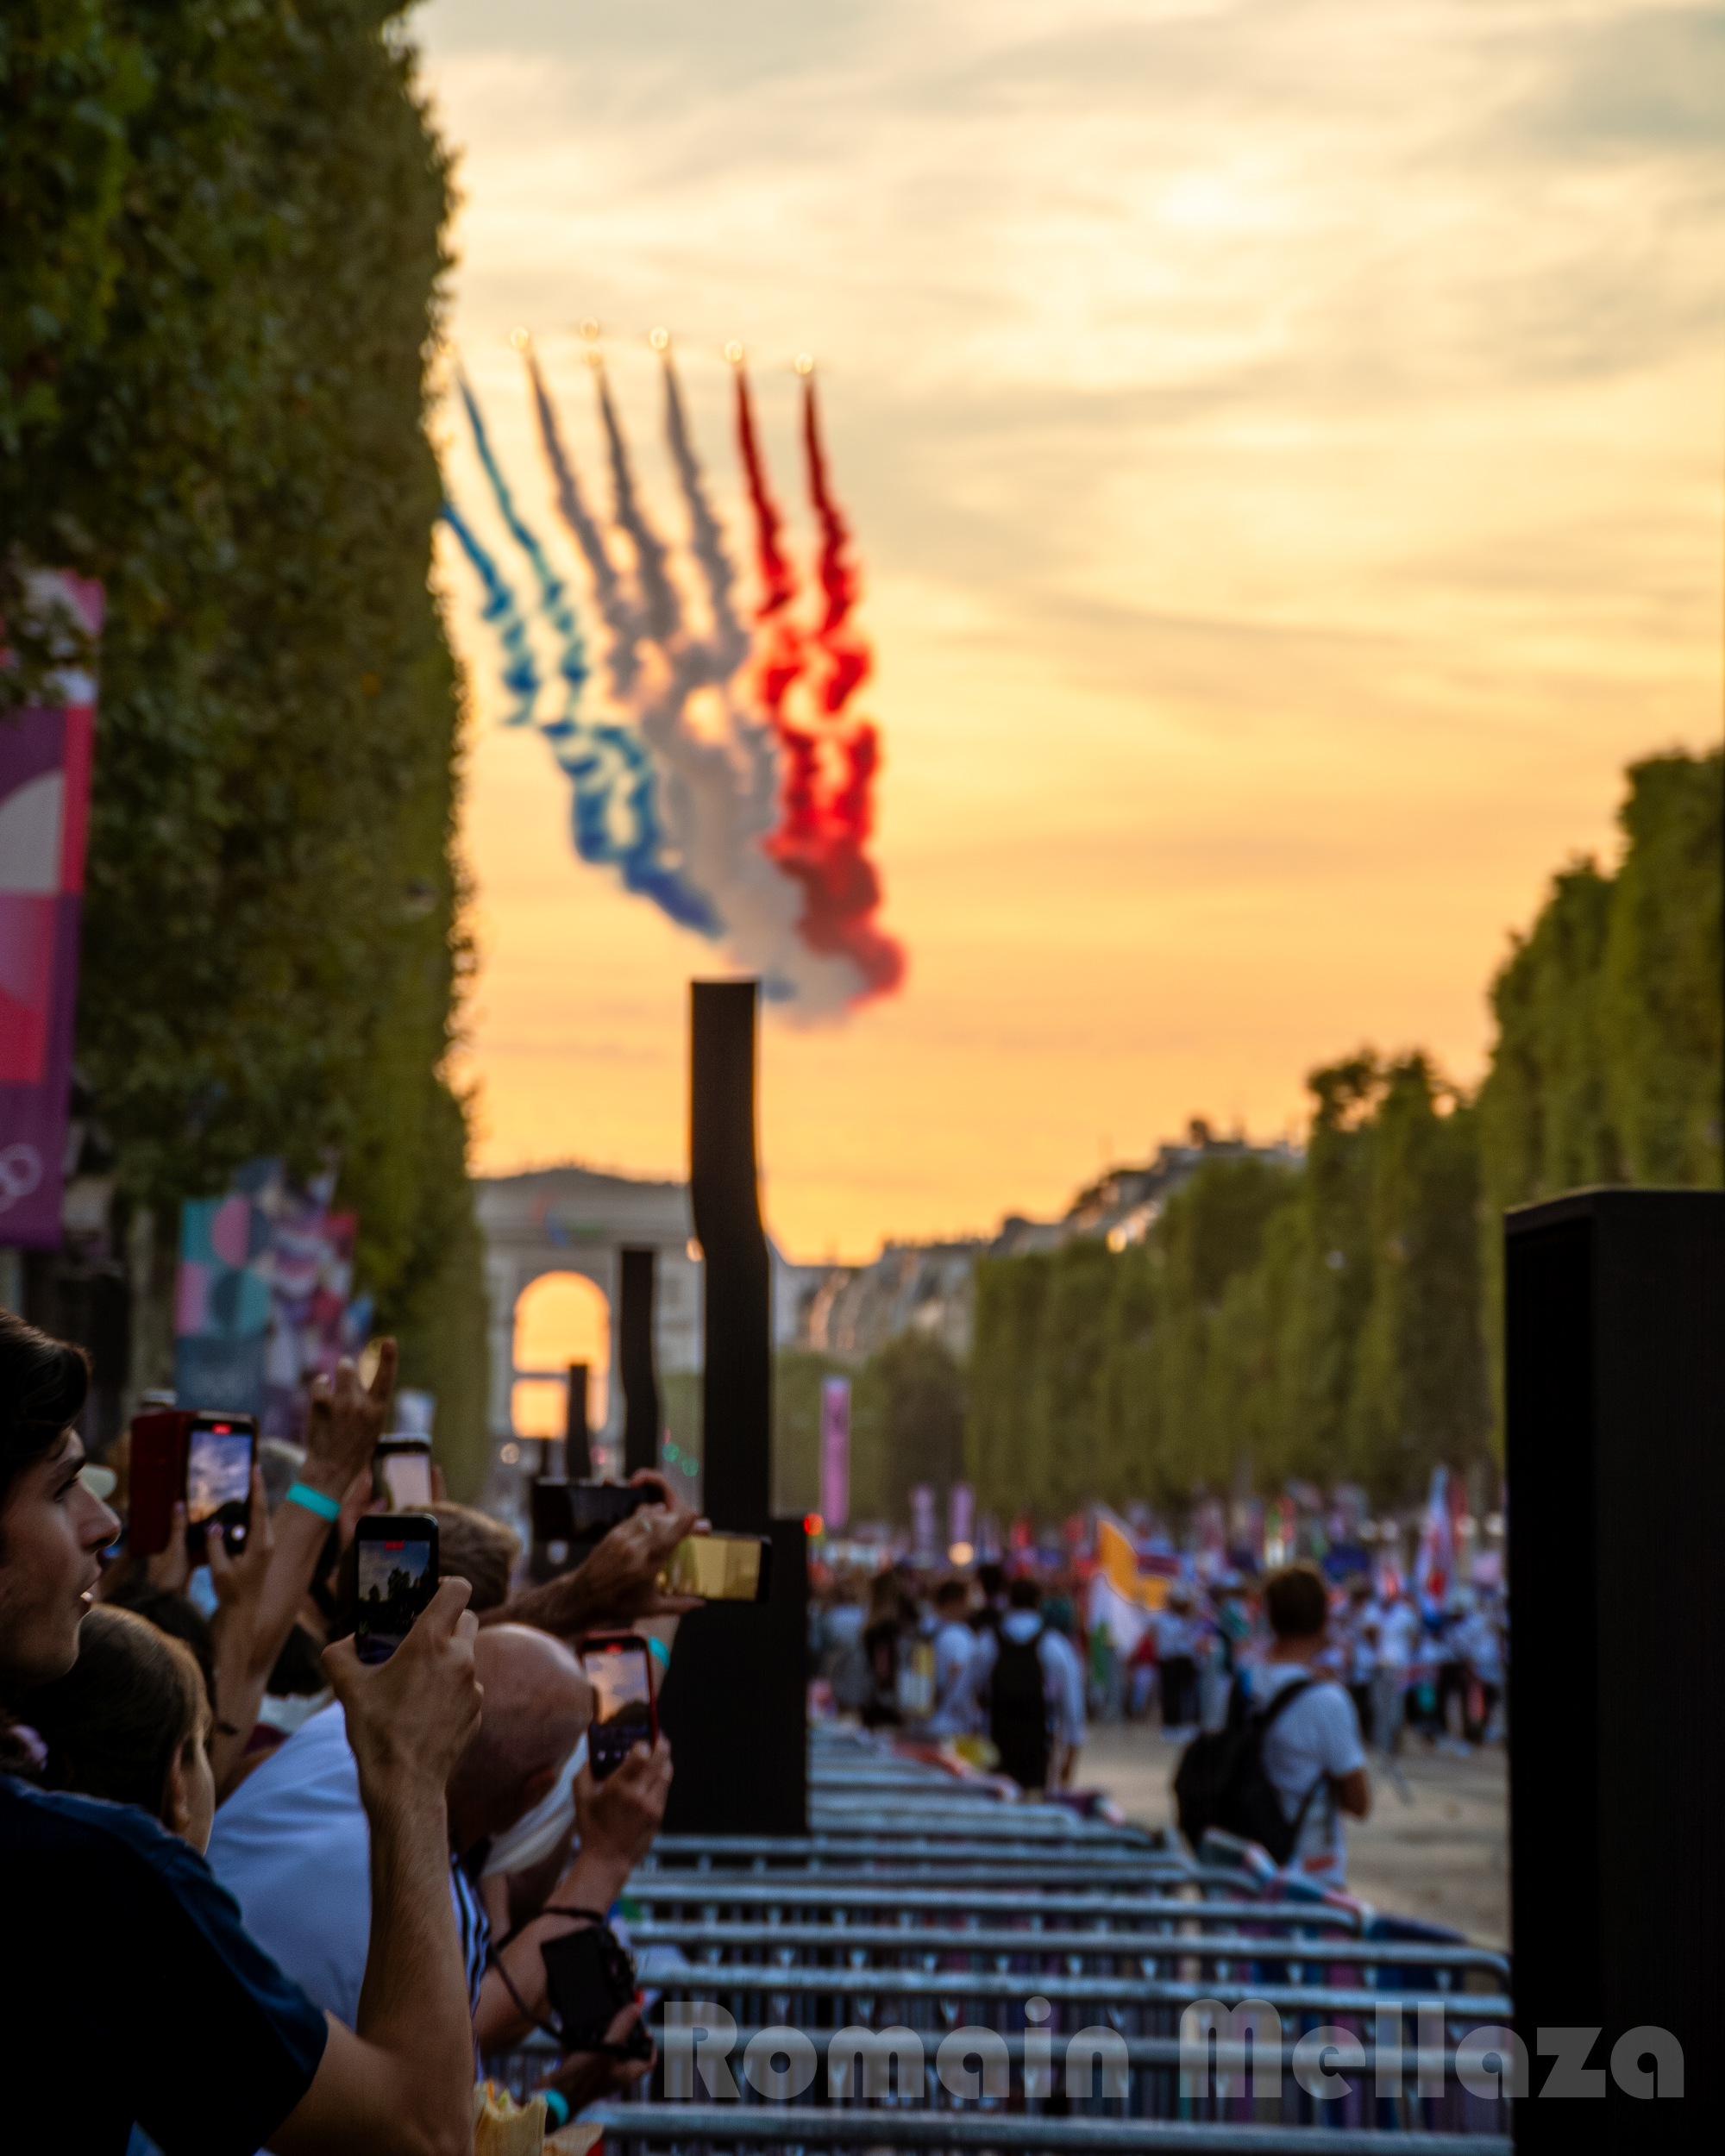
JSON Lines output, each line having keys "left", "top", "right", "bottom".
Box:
{"left": 420, "top": 0, "right": 1722, "bottom": 1261}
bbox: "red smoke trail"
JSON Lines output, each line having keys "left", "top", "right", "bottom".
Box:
{"left": 734, "top": 364, "right": 806, "bottom": 720}
{"left": 734, "top": 362, "right": 905, "bottom": 1000}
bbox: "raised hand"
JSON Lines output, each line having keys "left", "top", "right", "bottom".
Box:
{"left": 303, "top": 1338, "right": 398, "bottom": 1505}
{"left": 324, "top": 1575, "right": 482, "bottom": 1798}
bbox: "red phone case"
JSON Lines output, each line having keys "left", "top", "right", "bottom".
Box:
{"left": 129, "top": 1410, "right": 192, "bottom": 1556}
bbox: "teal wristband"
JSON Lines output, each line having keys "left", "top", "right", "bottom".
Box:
{"left": 543, "top": 2090, "right": 570, "bottom": 2129}
{"left": 646, "top": 1635, "right": 671, "bottom": 1672}
{"left": 286, "top": 1481, "right": 342, "bottom": 1522}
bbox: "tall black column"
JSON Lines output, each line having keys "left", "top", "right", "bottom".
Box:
{"left": 687, "top": 980, "right": 771, "bottom": 1532}
{"left": 563, "top": 1362, "right": 591, "bottom": 1480}
{"left": 619, "top": 1246, "right": 661, "bottom": 1478}
{"left": 1506, "top": 1188, "right": 1723, "bottom": 2148}
{"left": 657, "top": 978, "right": 806, "bottom": 1835}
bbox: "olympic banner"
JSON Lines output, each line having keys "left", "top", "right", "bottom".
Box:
{"left": 0, "top": 574, "right": 104, "bottom": 1249}
{"left": 819, "top": 1374, "right": 850, "bottom": 1530}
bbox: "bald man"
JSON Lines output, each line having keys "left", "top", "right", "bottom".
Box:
{"left": 208, "top": 1626, "right": 668, "bottom": 2052}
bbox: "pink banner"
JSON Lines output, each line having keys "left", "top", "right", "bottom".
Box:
{"left": 820, "top": 1374, "right": 850, "bottom": 1531}
{"left": 0, "top": 575, "right": 103, "bottom": 1249}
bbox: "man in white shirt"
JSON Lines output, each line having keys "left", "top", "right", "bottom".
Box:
{"left": 210, "top": 1625, "right": 669, "bottom": 2060}
{"left": 920, "top": 1578, "right": 979, "bottom": 1738}
{"left": 1248, "top": 1564, "right": 1370, "bottom": 1883}
{"left": 1155, "top": 1589, "right": 1201, "bottom": 1736}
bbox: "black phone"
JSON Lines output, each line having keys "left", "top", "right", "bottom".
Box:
{"left": 579, "top": 1632, "right": 657, "bottom": 1781}
{"left": 532, "top": 1478, "right": 656, "bottom": 1549}
{"left": 184, "top": 1413, "right": 258, "bottom": 1559}
{"left": 353, "top": 1514, "right": 440, "bottom": 1664}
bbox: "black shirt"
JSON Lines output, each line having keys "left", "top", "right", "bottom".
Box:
{"left": 0, "top": 1774, "right": 329, "bottom": 2154}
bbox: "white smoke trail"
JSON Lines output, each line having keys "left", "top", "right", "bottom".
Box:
{"left": 530, "top": 346, "right": 867, "bottom": 1014}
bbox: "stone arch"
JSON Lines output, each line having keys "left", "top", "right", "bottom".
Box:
{"left": 511, "top": 1270, "right": 612, "bottom": 1438}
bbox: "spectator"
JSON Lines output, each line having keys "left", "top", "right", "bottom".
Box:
{"left": 1242, "top": 1562, "right": 1371, "bottom": 1883}
{"left": 1155, "top": 1585, "right": 1201, "bottom": 1736}
{"left": 919, "top": 1576, "right": 978, "bottom": 1738}
{"left": 1038, "top": 1591, "right": 1088, "bottom": 1786}
{"left": 22, "top": 1605, "right": 215, "bottom": 1851}
{"left": 973, "top": 1576, "right": 1084, "bottom": 1791}
{"left": 209, "top": 1620, "right": 666, "bottom": 2098}
{"left": 2, "top": 1309, "right": 486, "bottom": 2156}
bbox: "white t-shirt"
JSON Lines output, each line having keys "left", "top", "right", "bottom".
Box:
{"left": 1377, "top": 1601, "right": 1419, "bottom": 1670}
{"left": 1156, "top": 1611, "right": 1199, "bottom": 1660}
{"left": 925, "top": 1618, "right": 978, "bottom": 1736}
{"left": 1251, "top": 1662, "right": 1366, "bottom": 1879}
{"left": 206, "top": 1702, "right": 489, "bottom": 2028}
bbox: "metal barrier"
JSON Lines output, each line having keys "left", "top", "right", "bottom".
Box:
{"left": 482, "top": 1725, "right": 1514, "bottom": 2148}
{"left": 581, "top": 2104, "right": 1513, "bottom": 2154}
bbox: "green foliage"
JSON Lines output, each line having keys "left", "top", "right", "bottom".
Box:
{"left": 3, "top": 2, "right": 483, "bottom": 1420}
{"left": 970, "top": 749, "right": 1720, "bottom": 1518}
{"left": 775, "top": 1335, "right": 967, "bottom": 1531}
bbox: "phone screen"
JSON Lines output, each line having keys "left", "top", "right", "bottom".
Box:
{"left": 580, "top": 1637, "right": 655, "bottom": 1778}
{"left": 664, "top": 1533, "right": 766, "bottom": 1601}
{"left": 185, "top": 1420, "right": 254, "bottom": 1548}
{"left": 378, "top": 1451, "right": 432, "bottom": 1508}
{"left": 354, "top": 1525, "right": 437, "bottom": 1664}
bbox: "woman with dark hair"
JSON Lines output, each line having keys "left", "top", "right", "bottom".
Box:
{"left": 22, "top": 1604, "right": 216, "bottom": 1851}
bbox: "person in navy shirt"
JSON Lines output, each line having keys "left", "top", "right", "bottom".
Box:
{"left": 0, "top": 1311, "right": 482, "bottom": 2156}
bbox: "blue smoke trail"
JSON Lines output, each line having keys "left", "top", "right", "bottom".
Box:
{"left": 446, "top": 386, "right": 721, "bottom": 935}
{"left": 459, "top": 372, "right": 588, "bottom": 718}
{"left": 440, "top": 499, "right": 539, "bottom": 725}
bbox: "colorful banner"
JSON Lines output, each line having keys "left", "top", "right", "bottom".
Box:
{"left": 819, "top": 1374, "right": 851, "bottom": 1530}
{"left": 910, "top": 1482, "right": 937, "bottom": 1557}
{"left": 949, "top": 1481, "right": 974, "bottom": 1552}
{"left": 174, "top": 1163, "right": 279, "bottom": 1413}
{"left": 175, "top": 1158, "right": 371, "bottom": 1427}
{"left": 0, "top": 573, "right": 103, "bottom": 1249}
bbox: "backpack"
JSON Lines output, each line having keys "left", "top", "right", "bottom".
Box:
{"left": 1172, "top": 1675, "right": 1322, "bottom": 1865}
{"left": 989, "top": 1625, "right": 1051, "bottom": 1789}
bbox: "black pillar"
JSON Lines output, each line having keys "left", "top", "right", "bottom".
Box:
{"left": 563, "top": 1361, "right": 591, "bottom": 1481}
{"left": 619, "top": 1246, "right": 661, "bottom": 1478}
{"left": 687, "top": 980, "right": 770, "bottom": 1532}
{"left": 657, "top": 979, "right": 807, "bottom": 1835}
{"left": 1506, "top": 1188, "right": 1723, "bottom": 2147}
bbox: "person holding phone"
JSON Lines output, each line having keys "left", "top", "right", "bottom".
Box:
{"left": 0, "top": 1311, "right": 484, "bottom": 2156}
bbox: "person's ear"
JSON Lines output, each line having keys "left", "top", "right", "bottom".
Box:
{"left": 163, "top": 1745, "right": 191, "bottom": 1837}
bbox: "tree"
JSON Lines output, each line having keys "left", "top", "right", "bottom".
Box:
{"left": 3, "top": 2, "right": 485, "bottom": 1476}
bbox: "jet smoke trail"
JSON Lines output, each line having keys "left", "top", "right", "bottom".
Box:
{"left": 527, "top": 348, "right": 867, "bottom": 1012}
{"left": 734, "top": 365, "right": 906, "bottom": 1000}
{"left": 453, "top": 380, "right": 718, "bottom": 936}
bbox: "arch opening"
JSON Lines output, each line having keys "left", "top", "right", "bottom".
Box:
{"left": 512, "top": 1271, "right": 610, "bottom": 1438}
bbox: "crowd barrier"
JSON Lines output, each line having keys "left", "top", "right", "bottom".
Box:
{"left": 484, "top": 1724, "right": 1514, "bottom": 2153}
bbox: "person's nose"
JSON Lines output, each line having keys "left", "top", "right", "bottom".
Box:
{"left": 79, "top": 1490, "right": 122, "bottom": 1551}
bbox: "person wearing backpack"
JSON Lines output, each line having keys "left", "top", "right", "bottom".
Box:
{"left": 1173, "top": 1564, "right": 1369, "bottom": 1877}
{"left": 974, "top": 1576, "right": 1077, "bottom": 1791}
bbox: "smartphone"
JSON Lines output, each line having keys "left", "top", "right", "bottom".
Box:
{"left": 532, "top": 1478, "right": 656, "bottom": 1548}
{"left": 373, "top": 1438, "right": 433, "bottom": 1510}
{"left": 353, "top": 1514, "right": 440, "bottom": 1664}
{"left": 184, "top": 1413, "right": 258, "bottom": 1558}
{"left": 662, "top": 1532, "right": 773, "bottom": 1603}
{"left": 129, "top": 1409, "right": 192, "bottom": 1557}
{"left": 580, "top": 1633, "right": 657, "bottom": 1780}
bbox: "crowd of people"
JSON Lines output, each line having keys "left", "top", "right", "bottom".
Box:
{"left": 0, "top": 1310, "right": 698, "bottom": 2156}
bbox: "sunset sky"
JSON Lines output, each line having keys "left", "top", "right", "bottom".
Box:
{"left": 420, "top": 0, "right": 1722, "bottom": 1262}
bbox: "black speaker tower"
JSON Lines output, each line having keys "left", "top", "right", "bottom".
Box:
{"left": 656, "top": 980, "right": 808, "bottom": 1834}
{"left": 1506, "top": 1188, "right": 1723, "bottom": 2148}
{"left": 618, "top": 1246, "right": 661, "bottom": 1478}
